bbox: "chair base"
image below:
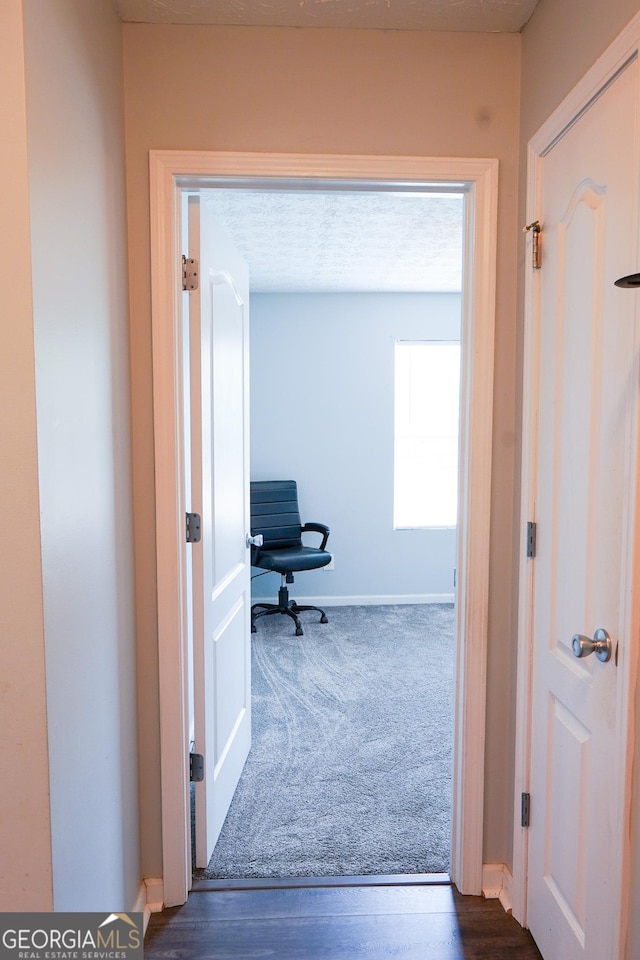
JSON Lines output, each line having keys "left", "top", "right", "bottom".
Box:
{"left": 251, "top": 584, "right": 328, "bottom": 636}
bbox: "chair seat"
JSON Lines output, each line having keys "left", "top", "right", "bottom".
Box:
{"left": 254, "top": 545, "right": 332, "bottom": 574}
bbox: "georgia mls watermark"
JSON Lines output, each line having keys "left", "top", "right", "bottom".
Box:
{"left": 0, "top": 914, "right": 143, "bottom": 960}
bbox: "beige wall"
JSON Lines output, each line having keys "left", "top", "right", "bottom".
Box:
{"left": 520, "top": 0, "right": 640, "bottom": 143}
{"left": 22, "top": 0, "right": 140, "bottom": 910}
{"left": 122, "top": 23, "right": 522, "bottom": 875}
{"left": 0, "top": 0, "right": 53, "bottom": 911}
{"left": 519, "top": 3, "right": 640, "bottom": 958}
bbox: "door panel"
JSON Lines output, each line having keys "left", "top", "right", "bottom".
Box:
{"left": 544, "top": 696, "right": 589, "bottom": 942}
{"left": 210, "top": 277, "right": 247, "bottom": 587}
{"left": 213, "top": 598, "right": 248, "bottom": 763}
{"left": 527, "top": 59, "right": 639, "bottom": 960}
{"left": 189, "top": 196, "right": 252, "bottom": 870}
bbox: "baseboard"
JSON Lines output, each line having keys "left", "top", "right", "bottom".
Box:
{"left": 482, "top": 863, "right": 513, "bottom": 914}
{"left": 251, "top": 593, "right": 455, "bottom": 607}
{"left": 133, "top": 877, "right": 164, "bottom": 932}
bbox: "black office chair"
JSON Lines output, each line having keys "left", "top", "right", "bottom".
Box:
{"left": 250, "top": 480, "right": 332, "bottom": 636}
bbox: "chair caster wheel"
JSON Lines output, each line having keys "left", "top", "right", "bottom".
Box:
{"left": 296, "top": 627, "right": 304, "bottom": 636}
{"left": 320, "top": 615, "right": 328, "bottom": 623}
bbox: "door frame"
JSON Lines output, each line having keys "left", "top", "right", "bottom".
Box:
{"left": 149, "top": 150, "right": 499, "bottom": 908}
{"left": 511, "top": 16, "right": 640, "bottom": 946}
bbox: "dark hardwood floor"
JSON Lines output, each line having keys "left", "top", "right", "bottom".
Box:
{"left": 145, "top": 880, "right": 543, "bottom": 959}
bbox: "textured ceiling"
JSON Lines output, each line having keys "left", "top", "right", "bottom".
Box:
{"left": 117, "top": 0, "right": 540, "bottom": 33}
{"left": 201, "top": 189, "right": 464, "bottom": 293}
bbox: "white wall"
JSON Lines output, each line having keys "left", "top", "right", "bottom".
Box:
{"left": 22, "top": 0, "right": 140, "bottom": 911}
{"left": 250, "top": 292, "right": 460, "bottom": 604}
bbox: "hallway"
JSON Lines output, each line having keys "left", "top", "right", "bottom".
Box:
{"left": 145, "top": 881, "right": 542, "bottom": 959}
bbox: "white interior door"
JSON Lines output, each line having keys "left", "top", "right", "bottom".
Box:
{"left": 188, "top": 195, "right": 252, "bottom": 870}
{"left": 526, "top": 59, "right": 639, "bottom": 960}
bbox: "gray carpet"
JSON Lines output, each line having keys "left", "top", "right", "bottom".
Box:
{"left": 201, "top": 603, "right": 454, "bottom": 878}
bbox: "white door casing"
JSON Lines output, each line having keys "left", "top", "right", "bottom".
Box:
{"left": 513, "top": 24, "right": 640, "bottom": 959}
{"left": 188, "top": 197, "right": 252, "bottom": 869}
{"left": 149, "top": 152, "right": 498, "bottom": 907}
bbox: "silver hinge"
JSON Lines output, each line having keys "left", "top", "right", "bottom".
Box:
{"left": 526, "top": 521, "right": 537, "bottom": 559}
{"left": 190, "top": 753, "right": 204, "bottom": 783}
{"left": 521, "top": 792, "right": 531, "bottom": 828}
{"left": 523, "top": 220, "right": 541, "bottom": 269}
{"left": 182, "top": 255, "right": 199, "bottom": 291}
{"left": 186, "top": 512, "right": 201, "bottom": 543}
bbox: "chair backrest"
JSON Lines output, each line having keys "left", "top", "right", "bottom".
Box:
{"left": 250, "top": 480, "right": 302, "bottom": 550}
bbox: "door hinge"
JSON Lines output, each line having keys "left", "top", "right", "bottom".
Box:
{"left": 523, "top": 220, "right": 542, "bottom": 269}
{"left": 182, "top": 255, "right": 199, "bottom": 291}
{"left": 190, "top": 752, "right": 204, "bottom": 783}
{"left": 186, "top": 512, "right": 201, "bottom": 543}
{"left": 521, "top": 792, "right": 531, "bottom": 828}
{"left": 526, "top": 521, "right": 537, "bottom": 559}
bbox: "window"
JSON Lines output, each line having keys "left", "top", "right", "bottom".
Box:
{"left": 394, "top": 340, "right": 461, "bottom": 529}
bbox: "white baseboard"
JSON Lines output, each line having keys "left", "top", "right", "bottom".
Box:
{"left": 133, "top": 877, "right": 164, "bottom": 932}
{"left": 482, "top": 862, "right": 513, "bottom": 914}
{"left": 251, "top": 593, "right": 455, "bottom": 607}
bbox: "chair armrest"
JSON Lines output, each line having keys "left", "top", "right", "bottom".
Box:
{"left": 250, "top": 544, "right": 262, "bottom": 566}
{"left": 301, "top": 522, "right": 330, "bottom": 551}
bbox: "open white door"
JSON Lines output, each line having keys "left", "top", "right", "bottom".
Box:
{"left": 525, "top": 56, "right": 639, "bottom": 960}
{"left": 188, "top": 195, "right": 252, "bottom": 869}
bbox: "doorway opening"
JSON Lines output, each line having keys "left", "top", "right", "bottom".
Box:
{"left": 149, "top": 151, "right": 497, "bottom": 908}
{"left": 185, "top": 183, "right": 464, "bottom": 882}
